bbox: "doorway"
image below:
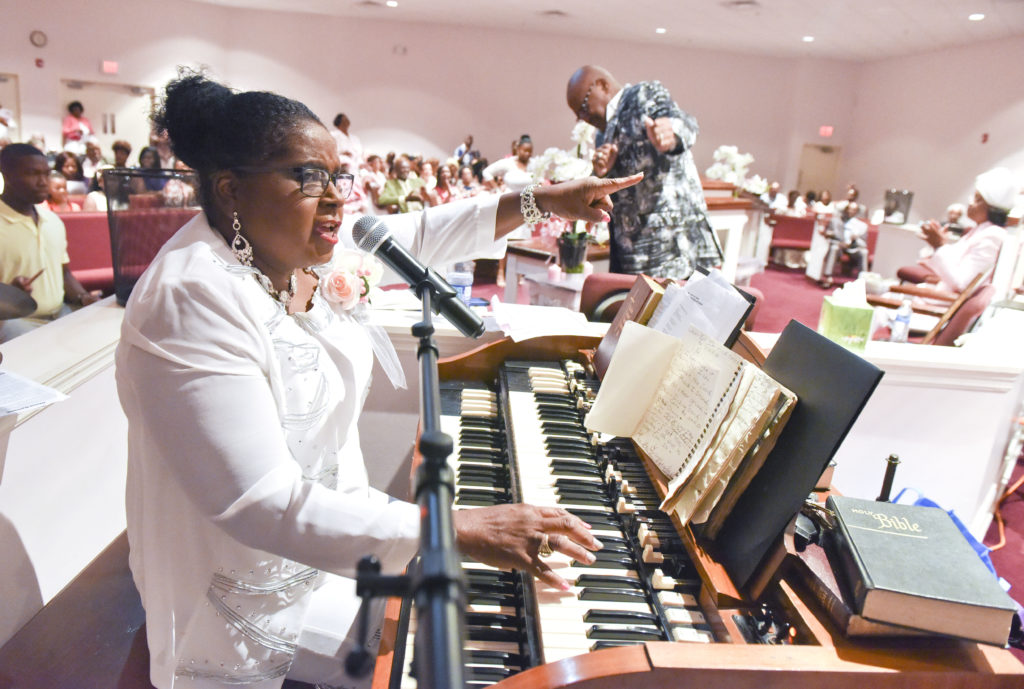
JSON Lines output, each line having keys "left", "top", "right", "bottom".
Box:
{"left": 0, "top": 74, "right": 21, "bottom": 142}
{"left": 796, "top": 143, "right": 841, "bottom": 197}
{"left": 58, "top": 79, "right": 155, "bottom": 162}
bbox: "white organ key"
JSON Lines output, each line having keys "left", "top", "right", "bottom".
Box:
{"left": 665, "top": 607, "right": 707, "bottom": 625}
{"left": 642, "top": 544, "right": 664, "bottom": 564}
{"left": 658, "top": 590, "right": 701, "bottom": 608}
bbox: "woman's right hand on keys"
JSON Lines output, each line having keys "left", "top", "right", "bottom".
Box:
{"left": 453, "top": 504, "right": 603, "bottom": 591}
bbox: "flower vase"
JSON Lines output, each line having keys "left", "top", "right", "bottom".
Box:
{"left": 557, "top": 234, "right": 588, "bottom": 274}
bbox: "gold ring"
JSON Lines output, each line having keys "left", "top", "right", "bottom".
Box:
{"left": 539, "top": 533, "right": 553, "bottom": 558}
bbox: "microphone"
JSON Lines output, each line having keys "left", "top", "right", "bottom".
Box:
{"left": 352, "top": 215, "right": 485, "bottom": 338}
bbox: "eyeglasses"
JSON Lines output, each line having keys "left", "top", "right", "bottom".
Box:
{"left": 234, "top": 166, "right": 354, "bottom": 199}
{"left": 576, "top": 84, "right": 595, "bottom": 121}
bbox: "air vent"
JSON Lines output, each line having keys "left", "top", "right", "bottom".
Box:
{"left": 356, "top": 0, "right": 384, "bottom": 7}
{"left": 540, "top": 9, "right": 569, "bottom": 18}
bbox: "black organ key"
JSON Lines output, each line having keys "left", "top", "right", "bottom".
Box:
{"left": 579, "top": 588, "right": 650, "bottom": 603}
{"left": 586, "top": 625, "right": 665, "bottom": 641}
{"left": 574, "top": 574, "right": 644, "bottom": 589}
{"left": 583, "top": 609, "right": 660, "bottom": 625}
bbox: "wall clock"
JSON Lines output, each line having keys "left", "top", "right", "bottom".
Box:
{"left": 30, "top": 30, "right": 48, "bottom": 48}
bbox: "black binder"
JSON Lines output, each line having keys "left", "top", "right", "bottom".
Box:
{"left": 713, "top": 320, "right": 884, "bottom": 587}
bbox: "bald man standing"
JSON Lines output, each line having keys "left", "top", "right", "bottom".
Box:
{"left": 567, "top": 65, "right": 721, "bottom": 279}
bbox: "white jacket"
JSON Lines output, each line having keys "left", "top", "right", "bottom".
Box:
{"left": 116, "top": 196, "right": 502, "bottom": 688}
{"left": 924, "top": 221, "right": 1004, "bottom": 292}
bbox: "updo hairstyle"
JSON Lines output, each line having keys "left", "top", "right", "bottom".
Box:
{"left": 151, "top": 69, "right": 322, "bottom": 212}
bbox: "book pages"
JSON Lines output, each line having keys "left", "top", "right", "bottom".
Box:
{"left": 583, "top": 321, "right": 681, "bottom": 438}
{"left": 699, "top": 389, "right": 797, "bottom": 539}
{"left": 632, "top": 326, "right": 744, "bottom": 481}
{"left": 686, "top": 372, "right": 782, "bottom": 524}
{"left": 662, "top": 366, "right": 769, "bottom": 520}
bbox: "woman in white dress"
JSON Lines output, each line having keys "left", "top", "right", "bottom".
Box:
{"left": 482, "top": 135, "right": 536, "bottom": 240}
{"left": 116, "top": 71, "right": 636, "bottom": 689}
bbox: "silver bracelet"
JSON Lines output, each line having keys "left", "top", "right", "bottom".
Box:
{"left": 520, "top": 183, "right": 549, "bottom": 225}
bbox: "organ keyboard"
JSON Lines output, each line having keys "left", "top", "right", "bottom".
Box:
{"left": 372, "top": 335, "right": 1024, "bottom": 689}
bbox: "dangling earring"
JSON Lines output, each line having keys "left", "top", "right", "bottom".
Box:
{"left": 230, "top": 211, "right": 253, "bottom": 266}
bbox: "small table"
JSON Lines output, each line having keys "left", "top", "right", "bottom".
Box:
{"left": 504, "top": 238, "right": 609, "bottom": 303}
{"left": 522, "top": 273, "right": 588, "bottom": 311}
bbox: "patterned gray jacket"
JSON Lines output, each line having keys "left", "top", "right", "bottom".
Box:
{"left": 598, "top": 81, "right": 722, "bottom": 279}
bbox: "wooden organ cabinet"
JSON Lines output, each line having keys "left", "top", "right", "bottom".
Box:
{"left": 371, "top": 334, "right": 1024, "bottom": 689}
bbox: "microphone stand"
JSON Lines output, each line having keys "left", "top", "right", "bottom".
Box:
{"left": 347, "top": 278, "right": 466, "bottom": 689}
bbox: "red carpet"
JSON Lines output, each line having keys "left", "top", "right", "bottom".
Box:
{"left": 748, "top": 264, "right": 834, "bottom": 332}
{"left": 986, "top": 457, "right": 1024, "bottom": 659}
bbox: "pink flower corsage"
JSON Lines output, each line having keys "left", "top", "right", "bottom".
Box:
{"left": 320, "top": 249, "right": 384, "bottom": 311}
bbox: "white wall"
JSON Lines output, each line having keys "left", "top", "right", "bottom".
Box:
{"left": 846, "top": 37, "right": 1024, "bottom": 221}
{"left": 2, "top": 0, "right": 1021, "bottom": 220}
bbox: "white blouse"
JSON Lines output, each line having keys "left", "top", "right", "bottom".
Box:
{"left": 116, "top": 196, "right": 503, "bottom": 688}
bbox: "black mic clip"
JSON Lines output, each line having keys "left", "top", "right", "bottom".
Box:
{"left": 345, "top": 555, "right": 412, "bottom": 679}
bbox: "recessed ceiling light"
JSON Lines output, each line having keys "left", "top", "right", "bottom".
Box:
{"left": 385, "top": 0, "right": 398, "bottom": 6}
{"left": 968, "top": 13, "right": 985, "bottom": 21}
{"left": 802, "top": 35, "right": 815, "bottom": 43}
{"left": 655, "top": 27, "right": 667, "bottom": 34}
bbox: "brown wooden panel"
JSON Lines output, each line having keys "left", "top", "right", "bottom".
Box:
{"left": 0, "top": 531, "right": 155, "bottom": 689}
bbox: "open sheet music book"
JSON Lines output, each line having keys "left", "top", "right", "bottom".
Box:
{"left": 584, "top": 321, "right": 796, "bottom": 529}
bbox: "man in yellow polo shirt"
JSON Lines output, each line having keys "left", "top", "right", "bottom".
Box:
{"left": 0, "top": 143, "right": 99, "bottom": 343}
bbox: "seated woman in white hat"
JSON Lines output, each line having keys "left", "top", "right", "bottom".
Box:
{"left": 897, "top": 167, "right": 1018, "bottom": 292}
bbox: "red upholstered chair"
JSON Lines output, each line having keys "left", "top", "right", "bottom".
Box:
{"left": 103, "top": 169, "right": 201, "bottom": 304}
{"left": 768, "top": 214, "right": 815, "bottom": 253}
{"left": 60, "top": 211, "right": 115, "bottom": 294}
{"left": 579, "top": 272, "right": 640, "bottom": 322}
{"left": 110, "top": 208, "right": 199, "bottom": 304}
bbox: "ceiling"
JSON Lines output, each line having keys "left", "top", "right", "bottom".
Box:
{"left": 193, "top": 0, "right": 1024, "bottom": 61}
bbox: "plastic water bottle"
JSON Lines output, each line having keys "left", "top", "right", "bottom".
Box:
{"left": 889, "top": 298, "right": 912, "bottom": 343}
{"left": 447, "top": 261, "right": 474, "bottom": 305}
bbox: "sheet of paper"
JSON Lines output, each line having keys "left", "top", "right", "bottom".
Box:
{"left": 0, "top": 370, "right": 68, "bottom": 415}
{"left": 632, "top": 326, "right": 744, "bottom": 480}
{"left": 647, "top": 269, "right": 750, "bottom": 345}
{"left": 583, "top": 321, "right": 680, "bottom": 438}
{"left": 370, "top": 288, "right": 423, "bottom": 311}
{"left": 487, "top": 301, "right": 604, "bottom": 341}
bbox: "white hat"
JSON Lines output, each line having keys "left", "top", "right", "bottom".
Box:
{"left": 975, "top": 167, "right": 1019, "bottom": 212}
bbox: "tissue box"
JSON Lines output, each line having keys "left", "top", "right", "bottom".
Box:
{"left": 818, "top": 295, "right": 874, "bottom": 351}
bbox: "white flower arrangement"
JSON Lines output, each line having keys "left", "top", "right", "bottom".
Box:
{"left": 705, "top": 145, "right": 767, "bottom": 196}
{"left": 527, "top": 121, "right": 609, "bottom": 242}
{"left": 529, "top": 146, "right": 593, "bottom": 185}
